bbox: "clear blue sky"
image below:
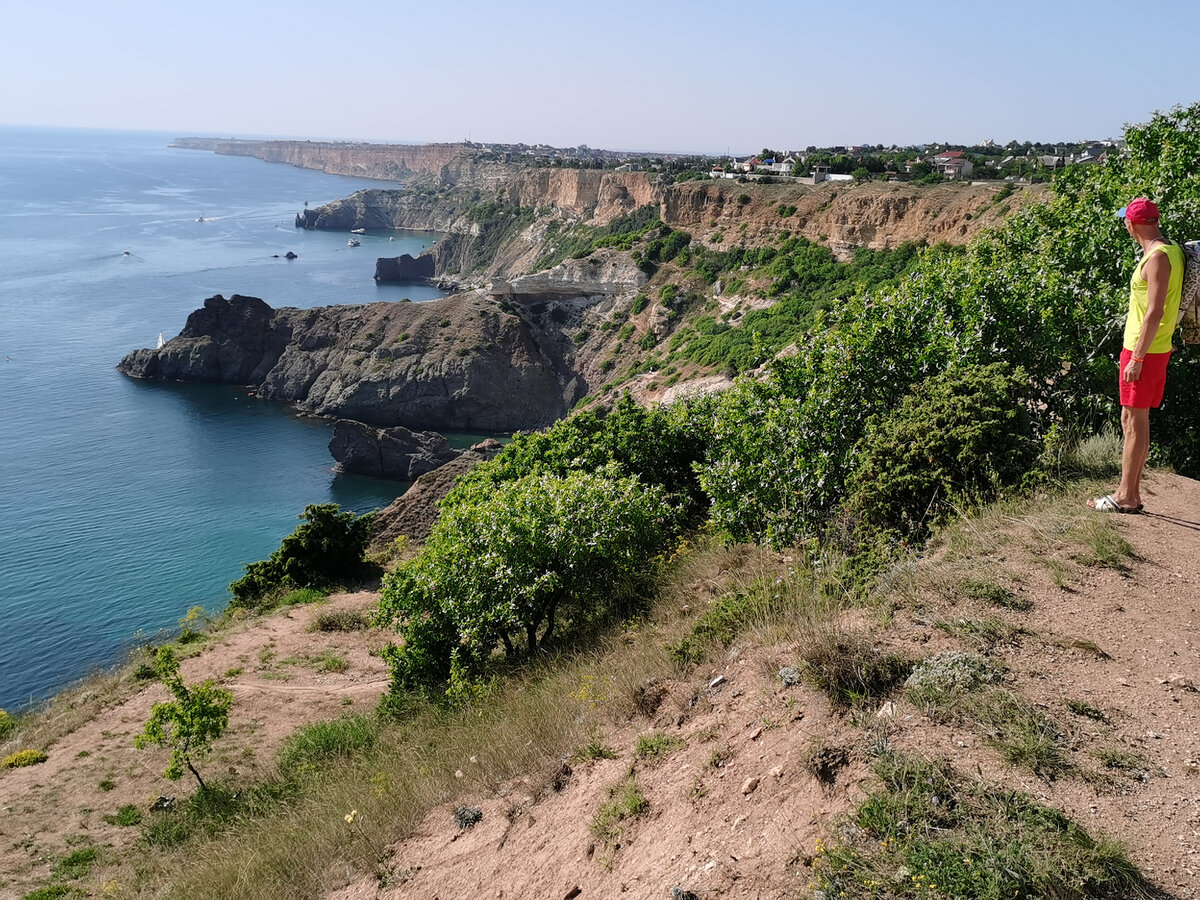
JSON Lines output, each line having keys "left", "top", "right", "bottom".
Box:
{"left": 2, "top": 0, "right": 1196, "bottom": 154}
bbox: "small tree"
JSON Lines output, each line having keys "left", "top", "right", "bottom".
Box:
{"left": 135, "top": 647, "right": 232, "bottom": 792}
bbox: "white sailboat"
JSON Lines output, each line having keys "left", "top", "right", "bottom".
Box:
{"left": 157, "top": 332, "right": 165, "bottom": 349}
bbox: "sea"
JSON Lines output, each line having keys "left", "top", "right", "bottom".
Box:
{"left": 0, "top": 126, "right": 449, "bottom": 710}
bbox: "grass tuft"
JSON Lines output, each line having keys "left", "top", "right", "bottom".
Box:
{"left": 796, "top": 628, "right": 912, "bottom": 711}
{"left": 634, "top": 731, "right": 685, "bottom": 764}
{"left": 814, "top": 750, "right": 1161, "bottom": 899}
{"left": 310, "top": 609, "right": 370, "bottom": 632}
{"left": 590, "top": 774, "right": 648, "bottom": 851}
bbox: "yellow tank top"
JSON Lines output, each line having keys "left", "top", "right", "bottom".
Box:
{"left": 1124, "top": 242, "right": 1184, "bottom": 353}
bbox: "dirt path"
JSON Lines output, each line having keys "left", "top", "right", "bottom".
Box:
{"left": 0, "top": 591, "right": 390, "bottom": 897}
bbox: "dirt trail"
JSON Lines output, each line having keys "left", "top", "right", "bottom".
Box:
{"left": 0, "top": 591, "right": 389, "bottom": 897}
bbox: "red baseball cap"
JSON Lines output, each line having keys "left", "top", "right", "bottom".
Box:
{"left": 1118, "top": 198, "right": 1160, "bottom": 224}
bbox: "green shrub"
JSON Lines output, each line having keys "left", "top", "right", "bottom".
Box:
{"left": 630, "top": 294, "right": 648, "bottom": 314}
{"left": 3, "top": 748, "right": 47, "bottom": 768}
{"left": 0, "top": 708, "right": 15, "bottom": 740}
{"left": 377, "top": 468, "right": 680, "bottom": 690}
{"left": 446, "top": 393, "right": 711, "bottom": 514}
{"left": 842, "top": 363, "right": 1039, "bottom": 544}
{"left": 230, "top": 504, "right": 375, "bottom": 609}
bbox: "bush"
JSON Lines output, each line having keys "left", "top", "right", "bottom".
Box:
{"left": 376, "top": 468, "right": 680, "bottom": 690}
{"left": 447, "top": 393, "right": 711, "bottom": 514}
{"left": 842, "top": 363, "right": 1039, "bottom": 544}
{"left": 3, "top": 748, "right": 47, "bottom": 769}
{"left": 230, "top": 504, "right": 375, "bottom": 609}
{"left": 0, "top": 708, "right": 15, "bottom": 740}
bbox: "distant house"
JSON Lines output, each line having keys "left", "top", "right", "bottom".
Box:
{"left": 931, "top": 151, "right": 973, "bottom": 180}
{"left": 766, "top": 155, "right": 798, "bottom": 175}
{"left": 1072, "top": 144, "right": 1108, "bottom": 165}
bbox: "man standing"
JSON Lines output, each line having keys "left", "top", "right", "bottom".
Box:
{"left": 1091, "top": 198, "right": 1183, "bottom": 513}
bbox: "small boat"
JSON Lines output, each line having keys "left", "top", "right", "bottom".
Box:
{"left": 350, "top": 228, "right": 366, "bottom": 235}
{"left": 156, "top": 332, "right": 165, "bottom": 349}
{"left": 347, "top": 238, "right": 361, "bottom": 247}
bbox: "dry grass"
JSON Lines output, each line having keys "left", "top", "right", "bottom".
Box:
{"left": 115, "top": 538, "right": 783, "bottom": 899}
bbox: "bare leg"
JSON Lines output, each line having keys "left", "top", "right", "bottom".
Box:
{"left": 1117, "top": 405, "right": 1150, "bottom": 508}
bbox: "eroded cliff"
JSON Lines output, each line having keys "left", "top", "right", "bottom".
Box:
{"left": 119, "top": 294, "right": 583, "bottom": 432}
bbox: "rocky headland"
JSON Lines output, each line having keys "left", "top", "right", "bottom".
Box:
{"left": 117, "top": 293, "right": 582, "bottom": 432}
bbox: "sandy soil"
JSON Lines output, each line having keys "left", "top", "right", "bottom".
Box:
{"left": 3, "top": 472, "right": 1199, "bottom": 900}
{"left": 329, "top": 473, "right": 1200, "bottom": 900}
{"left": 0, "top": 591, "right": 389, "bottom": 896}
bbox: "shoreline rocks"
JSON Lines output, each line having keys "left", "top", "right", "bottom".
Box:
{"left": 329, "top": 420, "right": 460, "bottom": 481}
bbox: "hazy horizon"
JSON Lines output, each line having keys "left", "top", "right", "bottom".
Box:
{"left": 3, "top": 0, "right": 1196, "bottom": 155}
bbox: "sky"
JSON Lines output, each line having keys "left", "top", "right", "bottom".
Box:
{"left": 2, "top": 0, "right": 1197, "bottom": 155}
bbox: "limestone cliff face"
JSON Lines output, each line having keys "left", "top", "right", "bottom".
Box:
{"left": 500, "top": 170, "right": 658, "bottom": 223}
{"left": 119, "top": 294, "right": 582, "bottom": 432}
{"left": 170, "top": 138, "right": 492, "bottom": 183}
{"left": 492, "top": 250, "right": 647, "bottom": 300}
{"left": 294, "top": 190, "right": 472, "bottom": 233}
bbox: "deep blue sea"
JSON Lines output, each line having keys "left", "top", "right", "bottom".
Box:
{"left": 0, "top": 127, "right": 447, "bottom": 709}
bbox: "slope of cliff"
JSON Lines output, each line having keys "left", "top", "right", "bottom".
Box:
{"left": 171, "top": 137, "right": 519, "bottom": 190}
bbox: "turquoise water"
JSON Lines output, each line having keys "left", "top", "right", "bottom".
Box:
{"left": 0, "top": 127, "right": 444, "bottom": 709}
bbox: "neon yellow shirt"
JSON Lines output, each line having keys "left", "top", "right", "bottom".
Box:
{"left": 1124, "top": 242, "right": 1183, "bottom": 354}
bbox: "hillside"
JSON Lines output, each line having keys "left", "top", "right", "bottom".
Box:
{"left": 2, "top": 474, "right": 1197, "bottom": 898}
{"left": 122, "top": 176, "right": 1045, "bottom": 436}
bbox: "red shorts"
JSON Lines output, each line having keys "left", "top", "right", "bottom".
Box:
{"left": 1119, "top": 347, "right": 1171, "bottom": 408}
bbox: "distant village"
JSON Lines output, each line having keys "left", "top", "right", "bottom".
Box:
{"left": 465, "top": 137, "right": 1126, "bottom": 185}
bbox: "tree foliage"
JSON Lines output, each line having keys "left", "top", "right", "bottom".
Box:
{"left": 701, "top": 103, "right": 1200, "bottom": 547}
{"left": 135, "top": 647, "right": 232, "bottom": 791}
{"left": 842, "top": 363, "right": 1039, "bottom": 543}
{"left": 230, "top": 504, "right": 375, "bottom": 608}
{"left": 447, "top": 393, "right": 711, "bottom": 513}
{"left": 376, "top": 469, "right": 679, "bottom": 693}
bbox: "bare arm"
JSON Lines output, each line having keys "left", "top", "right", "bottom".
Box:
{"left": 1125, "top": 248, "right": 1171, "bottom": 381}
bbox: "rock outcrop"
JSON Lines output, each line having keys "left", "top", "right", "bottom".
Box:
{"left": 119, "top": 294, "right": 582, "bottom": 432}
{"left": 329, "top": 420, "right": 460, "bottom": 480}
{"left": 490, "top": 250, "right": 647, "bottom": 301}
{"left": 370, "top": 440, "right": 504, "bottom": 547}
{"left": 375, "top": 253, "right": 436, "bottom": 284}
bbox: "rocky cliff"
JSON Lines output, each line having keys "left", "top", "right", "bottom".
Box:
{"left": 119, "top": 294, "right": 583, "bottom": 432}
{"left": 306, "top": 175, "right": 1044, "bottom": 283}
{"left": 172, "top": 138, "right": 517, "bottom": 190}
